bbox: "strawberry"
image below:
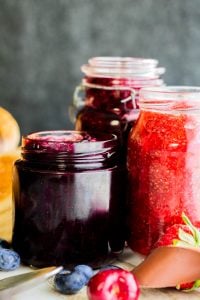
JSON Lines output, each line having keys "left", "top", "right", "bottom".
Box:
{"left": 155, "top": 213, "right": 200, "bottom": 291}
{"left": 176, "top": 279, "right": 200, "bottom": 292}
{"left": 155, "top": 224, "right": 191, "bottom": 248}
{"left": 176, "top": 281, "right": 195, "bottom": 291}
{"left": 155, "top": 213, "right": 200, "bottom": 249}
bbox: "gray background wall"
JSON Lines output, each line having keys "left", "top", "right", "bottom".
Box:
{"left": 0, "top": 0, "right": 200, "bottom": 135}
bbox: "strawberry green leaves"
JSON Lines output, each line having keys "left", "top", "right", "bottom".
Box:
{"left": 171, "top": 213, "right": 200, "bottom": 291}
{"left": 173, "top": 213, "right": 200, "bottom": 248}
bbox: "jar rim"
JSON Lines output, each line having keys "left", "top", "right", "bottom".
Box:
{"left": 139, "top": 86, "right": 200, "bottom": 110}
{"left": 22, "top": 130, "right": 119, "bottom": 154}
{"left": 82, "top": 77, "right": 165, "bottom": 87}
{"left": 140, "top": 86, "right": 200, "bottom": 99}
{"left": 81, "top": 64, "right": 165, "bottom": 79}
{"left": 82, "top": 56, "right": 165, "bottom": 79}
{"left": 88, "top": 56, "right": 159, "bottom": 67}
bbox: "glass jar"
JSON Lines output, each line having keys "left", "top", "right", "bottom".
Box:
{"left": 71, "top": 57, "right": 165, "bottom": 152}
{"left": 127, "top": 86, "right": 200, "bottom": 255}
{"left": 12, "top": 130, "right": 125, "bottom": 268}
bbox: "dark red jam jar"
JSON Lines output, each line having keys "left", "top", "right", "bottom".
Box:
{"left": 12, "top": 131, "right": 125, "bottom": 268}
{"left": 71, "top": 57, "right": 165, "bottom": 149}
{"left": 127, "top": 86, "right": 200, "bottom": 255}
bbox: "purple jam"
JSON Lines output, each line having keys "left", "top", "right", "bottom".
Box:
{"left": 12, "top": 131, "right": 125, "bottom": 268}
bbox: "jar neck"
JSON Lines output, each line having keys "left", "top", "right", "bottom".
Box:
{"left": 21, "top": 151, "right": 119, "bottom": 171}
{"left": 139, "top": 86, "right": 200, "bottom": 112}
{"left": 83, "top": 76, "right": 164, "bottom": 88}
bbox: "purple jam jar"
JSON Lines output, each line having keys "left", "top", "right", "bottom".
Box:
{"left": 12, "top": 131, "right": 125, "bottom": 268}
{"left": 71, "top": 57, "right": 165, "bottom": 148}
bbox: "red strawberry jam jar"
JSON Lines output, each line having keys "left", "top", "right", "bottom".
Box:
{"left": 71, "top": 57, "right": 165, "bottom": 151}
{"left": 12, "top": 130, "right": 125, "bottom": 267}
{"left": 127, "top": 86, "right": 200, "bottom": 255}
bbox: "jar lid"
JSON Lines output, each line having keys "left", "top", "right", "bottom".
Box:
{"left": 81, "top": 57, "right": 165, "bottom": 79}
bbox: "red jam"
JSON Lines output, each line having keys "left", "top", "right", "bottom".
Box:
{"left": 127, "top": 87, "right": 200, "bottom": 255}
{"left": 12, "top": 131, "right": 125, "bottom": 267}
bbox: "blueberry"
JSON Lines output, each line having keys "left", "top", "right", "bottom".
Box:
{"left": 54, "top": 269, "right": 87, "bottom": 294}
{"left": 0, "top": 239, "right": 11, "bottom": 249}
{"left": 100, "top": 264, "right": 122, "bottom": 271}
{"left": 0, "top": 248, "right": 20, "bottom": 271}
{"left": 74, "top": 264, "right": 93, "bottom": 283}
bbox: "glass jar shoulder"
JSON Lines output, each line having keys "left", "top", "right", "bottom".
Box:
{"left": 128, "top": 109, "right": 200, "bottom": 152}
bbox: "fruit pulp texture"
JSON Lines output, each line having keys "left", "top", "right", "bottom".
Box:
{"left": 12, "top": 162, "right": 125, "bottom": 268}
{"left": 127, "top": 109, "right": 200, "bottom": 255}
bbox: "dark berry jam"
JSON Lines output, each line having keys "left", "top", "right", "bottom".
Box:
{"left": 12, "top": 131, "right": 125, "bottom": 267}
{"left": 127, "top": 87, "right": 200, "bottom": 255}
{"left": 72, "top": 57, "right": 165, "bottom": 159}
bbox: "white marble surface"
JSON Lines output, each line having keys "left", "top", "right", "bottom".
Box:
{"left": 0, "top": 248, "right": 200, "bottom": 299}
